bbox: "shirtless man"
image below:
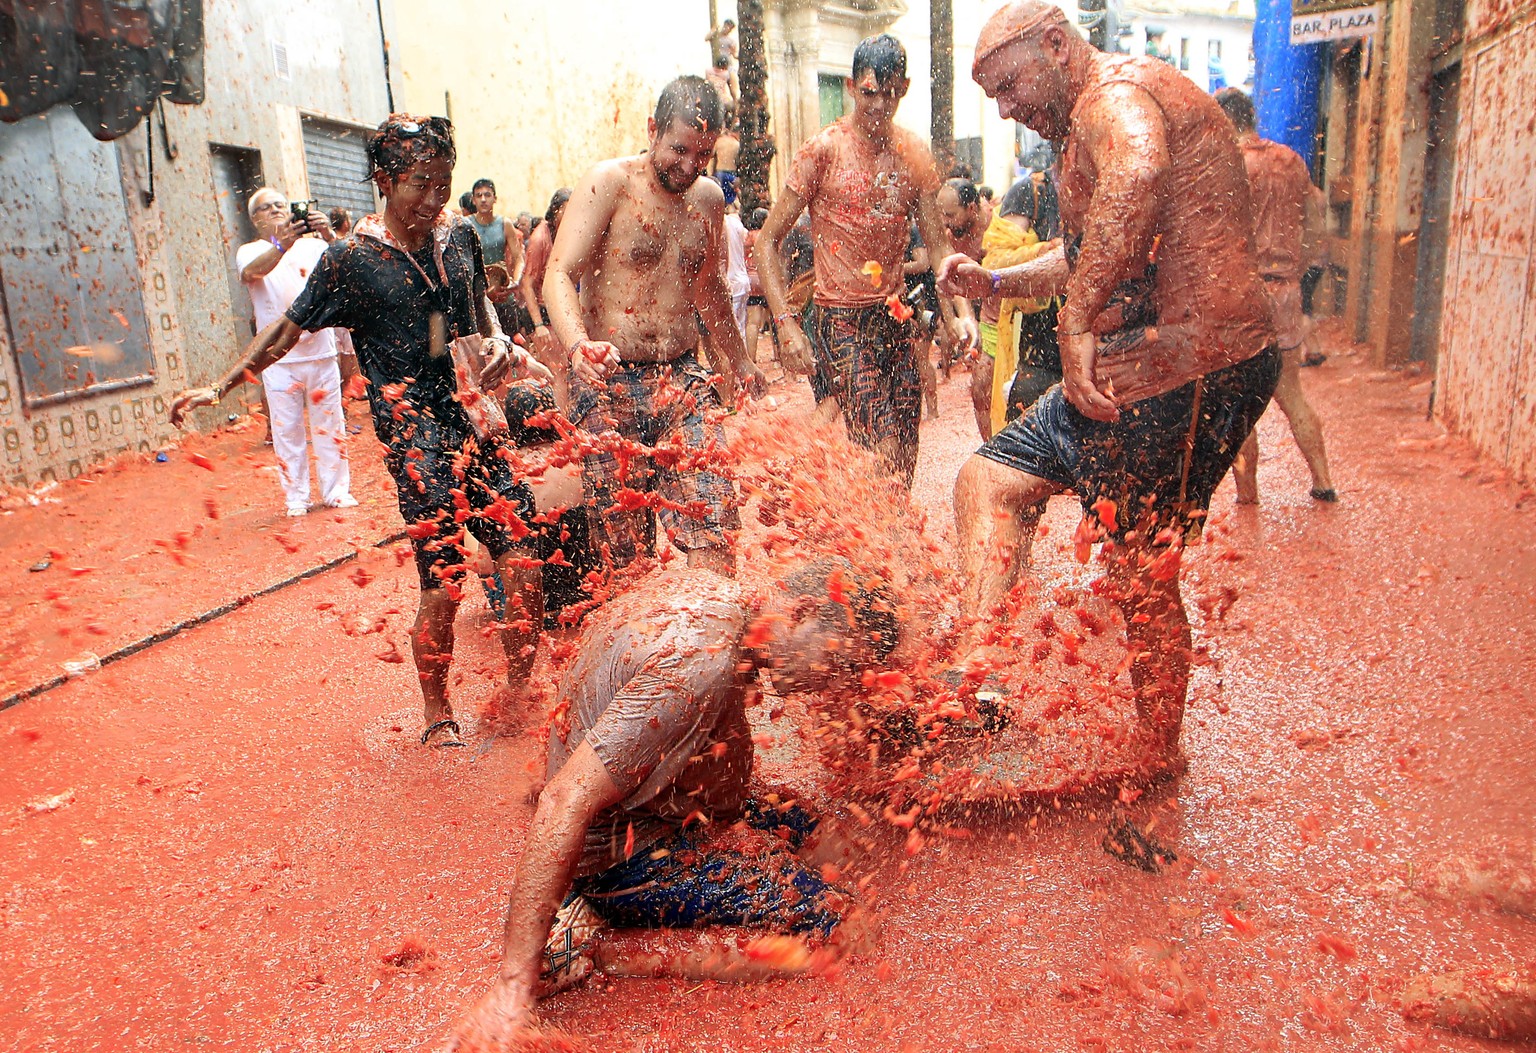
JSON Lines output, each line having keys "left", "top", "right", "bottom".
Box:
{"left": 938, "top": 2, "right": 1280, "bottom": 773}
{"left": 521, "top": 188, "right": 572, "bottom": 406}
{"left": 1215, "top": 88, "right": 1337, "bottom": 505}
{"left": 936, "top": 177, "right": 997, "bottom": 438}
{"left": 545, "top": 76, "right": 764, "bottom": 576}
{"left": 758, "top": 34, "right": 974, "bottom": 486}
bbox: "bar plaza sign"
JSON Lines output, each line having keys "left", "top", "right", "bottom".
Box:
{"left": 1290, "top": 0, "right": 1381, "bottom": 42}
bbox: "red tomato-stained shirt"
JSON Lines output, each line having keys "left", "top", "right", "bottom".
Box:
{"left": 786, "top": 117, "right": 942, "bottom": 309}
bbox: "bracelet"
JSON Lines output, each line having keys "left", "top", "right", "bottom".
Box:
{"left": 990, "top": 271, "right": 1002, "bottom": 294}
{"left": 773, "top": 312, "right": 796, "bottom": 327}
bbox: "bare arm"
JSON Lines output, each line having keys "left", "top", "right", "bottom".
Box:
{"left": 938, "top": 242, "right": 1069, "bottom": 301}
{"left": 545, "top": 164, "right": 624, "bottom": 382}
{"left": 169, "top": 317, "right": 303, "bottom": 425}
{"left": 695, "top": 205, "right": 763, "bottom": 402}
{"left": 504, "top": 219, "right": 525, "bottom": 286}
{"left": 755, "top": 187, "right": 814, "bottom": 374}
{"left": 444, "top": 741, "right": 623, "bottom": 1050}
{"left": 1060, "top": 83, "right": 1169, "bottom": 336}
{"left": 915, "top": 193, "right": 975, "bottom": 350}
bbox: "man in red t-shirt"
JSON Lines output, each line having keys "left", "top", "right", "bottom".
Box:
{"left": 1215, "top": 88, "right": 1337, "bottom": 504}
{"left": 758, "top": 34, "right": 975, "bottom": 485}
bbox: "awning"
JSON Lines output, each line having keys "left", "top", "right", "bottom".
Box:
{"left": 0, "top": 0, "right": 204, "bottom": 141}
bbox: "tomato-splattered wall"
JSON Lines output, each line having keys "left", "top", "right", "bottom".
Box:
{"left": 1434, "top": 0, "right": 1536, "bottom": 483}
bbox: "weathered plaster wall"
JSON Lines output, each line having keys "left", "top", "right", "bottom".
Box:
{"left": 392, "top": 1, "right": 740, "bottom": 216}
{"left": 1435, "top": 0, "right": 1536, "bottom": 481}
{"left": 0, "top": 0, "right": 391, "bottom": 488}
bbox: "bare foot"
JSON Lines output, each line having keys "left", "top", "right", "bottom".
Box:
{"left": 1420, "top": 840, "right": 1536, "bottom": 919}
{"left": 1402, "top": 967, "right": 1536, "bottom": 1041}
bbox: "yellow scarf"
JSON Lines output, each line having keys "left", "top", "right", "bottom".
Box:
{"left": 981, "top": 214, "right": 1054, "bottom": 432}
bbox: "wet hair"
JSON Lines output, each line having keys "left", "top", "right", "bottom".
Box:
{"left": 327, "top": 206, "right": 352, "bottom": 232}
{"left": 367, "top": 114, "right": 456, "bottom": 180}
{"left": 458, "top": 191, "right": 474, "bottom": 212}
{"left": 948, "top": 161, "right": 976, "bottom": 180}
{"left": 545, "top": 187, "right": 572, "bottom": 227}
{"left": 1215, "top": 87, "right": 1257, "bottom": 132}
{"left": 654, "top": 75, "right": 725, "bottom": 136}
{"left": 979, "top": 185, "right": 994, "bottom": 201}
{"left": 515, "top": 210, "right": 534, "bottom": 228}
{"left": 502, "top": 381, "right": 561, "bottom": 449}
{"left": 714, "top": 51, "right": 731, "bottom": 70}
{"left": 781, "top": 559, "right": 900, "bottom": 662}
{"left": 852, "top": 34, "right": 908, "bottom": 85}
{"left": 472, "top": 177, "right": 496, "bottom": 195}
{"left": 746, "top": 206, "right": 769, "bottom": 231}
{"left": 944, "top": 177, "right": 981, "bottom": 209}
{"left": 721, "top": 18, "right": 734, "bottom": 29}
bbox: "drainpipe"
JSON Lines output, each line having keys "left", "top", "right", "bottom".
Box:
{"left": 1251, "top": 0, "right": 1325, "bottom": 172}
{"left": 375, "top": 0, "right": 396, "bottom": 113}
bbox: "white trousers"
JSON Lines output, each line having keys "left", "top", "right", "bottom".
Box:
{"left": 732, "top": 292, "right": 749, "bottom": 343}
{"left": 262, "top": 357, "right": 350, "bottom": 510}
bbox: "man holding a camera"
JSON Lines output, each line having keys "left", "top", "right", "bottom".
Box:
{"left": 235, "top": 188, "right": 357, "bottom": 516}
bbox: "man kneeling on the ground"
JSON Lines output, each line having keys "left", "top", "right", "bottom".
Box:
{"left": 445, "top": 561, "right": 896, "bottom": 1049}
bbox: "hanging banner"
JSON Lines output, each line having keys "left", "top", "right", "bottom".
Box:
{"left": 1290, "top": 2, "right": 1381, "bottom": 42}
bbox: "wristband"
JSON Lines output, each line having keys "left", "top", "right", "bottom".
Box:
{"left": 773, "top": 312, "right": 796, "bottom": 328}
{"left": 990, "top": 271, "right": 1002, "bottom": 294}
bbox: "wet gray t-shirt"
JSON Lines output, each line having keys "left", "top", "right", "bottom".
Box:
{"left": 547, "top": 571, "right": 753, "bottom": 875}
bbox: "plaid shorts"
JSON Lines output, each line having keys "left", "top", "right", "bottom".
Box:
{"left": 805, "top": 301, "right": 921, "bottom": 455}
{"left": 572, "top": 350, "right": 738, "bottom": 564}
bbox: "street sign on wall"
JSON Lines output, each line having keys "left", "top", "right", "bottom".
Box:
{"left": 1291, "top": 0, "right": 1381, "bottom": 42}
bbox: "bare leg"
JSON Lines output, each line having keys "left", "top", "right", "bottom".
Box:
{"left": 746, "top": 304, "right": 767, "bottom": 368}
{"left": 494, "top": 547, "right": 543, "bottom": 685}
{"left": 1103, "top": 543, "right": 1190, "bottom": 767}
{"left": 413, "top": 585, "right": 461, "bottom": 732}
{"left": 593, "top": 907, "right": 877, "bottom": 983}
{"left": 970, "top": 354, "right": 995, "bottom": 441}
{"left": 915, "top": 335, "right": 939, "bottom": 419}
{"left": 1233, "top": 430, "right": 1260, "bottom": 505}
{"left": 954, "top": 455, "right": 1058, "bottom": 649}
{"left": 1270, "top": 345, "right": 1334, "bottom": 494}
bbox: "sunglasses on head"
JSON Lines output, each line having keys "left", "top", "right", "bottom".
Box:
{"left": 393, "top": 116, "right": 453, "bottom": 137}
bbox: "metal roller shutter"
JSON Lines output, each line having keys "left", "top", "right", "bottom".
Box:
{"left": 300, "top": 117, "right": 377, "bottom": 219}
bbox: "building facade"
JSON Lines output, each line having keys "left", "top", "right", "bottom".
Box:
{"left": 0, "top": 0, "right": 391, "bottom": 488}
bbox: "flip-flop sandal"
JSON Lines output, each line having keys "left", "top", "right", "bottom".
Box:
{"left": 421, "top": 718, "right": 467, "bottom": 748}
{"left": 1102, "top": 814, "right": 1178, "bottom": 873}
{"left": 538, "top": 893, "right": 605, "bottom": 998}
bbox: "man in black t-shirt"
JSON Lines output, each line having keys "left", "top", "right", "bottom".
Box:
{"left": 172, "top": 114, "right": 553, "bottom": 748}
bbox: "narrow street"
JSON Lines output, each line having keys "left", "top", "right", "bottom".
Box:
{"left": 3, "top": 331, "right": 1534, "bottom": 1052}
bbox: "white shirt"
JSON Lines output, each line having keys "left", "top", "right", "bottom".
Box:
{"left": 235, "top": 235, "right": 339, "bottom": 364}
{"left": 722, "top": 213, "right": 750, "bottom": 299}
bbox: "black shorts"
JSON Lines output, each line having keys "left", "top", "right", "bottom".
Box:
{"left": 574, "top": 801, "right": 849, "bottom": 938}
{"left": 384, "top": 413, "right": 535, "bottom": 591}
{"left": 978, "top": 348, "right": 1281, "bottom": 540}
